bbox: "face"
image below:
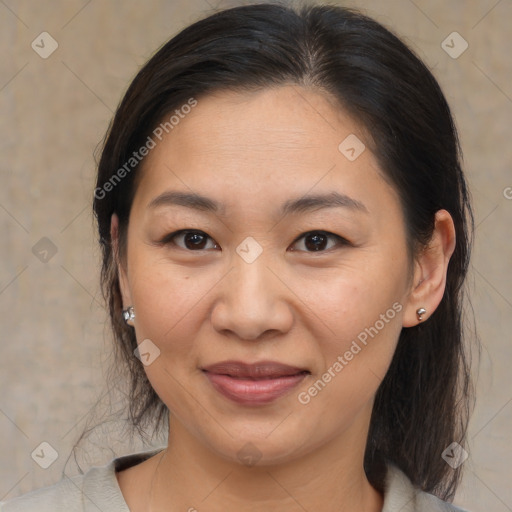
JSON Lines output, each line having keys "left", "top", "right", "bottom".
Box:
{"left": 116, "top": 85, "right": 415, "bottom": 465}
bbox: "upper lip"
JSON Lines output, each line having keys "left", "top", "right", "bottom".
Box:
{"left": 201, "top": 360, "right": 309, "bottom": 379}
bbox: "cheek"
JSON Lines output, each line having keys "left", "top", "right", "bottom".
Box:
{"left": 296, "top": 297, "right": 403, "bottom": 436}
{"left": 298, "top": 254, "right": 406, "bottom": 346}
{"left": 312, "top": 288, "right": 403, "bottom": 396}
{"left": 296, "top": 250, "right": 406, "bottom": 399}
{"left": 126, "top": 256, "right": 217, "bottom": 417}
{"left": 129, "top": 248, "right": 211, "bottom": 326}
{"left": 126, "top": 249, "right": 223, "bottom": 376}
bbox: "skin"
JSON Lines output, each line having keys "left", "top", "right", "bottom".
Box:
{"left": 112, "top": 85, "right": 456, "bottom": 512}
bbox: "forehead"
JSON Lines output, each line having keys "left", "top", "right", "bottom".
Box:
{"left": 162, "top": 86, "right": 360, "bottom": 160}
{"left": 132, "top": 85, "right": 398, "bottom": 219}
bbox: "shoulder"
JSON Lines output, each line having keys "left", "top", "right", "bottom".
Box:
{"left": 0, "top": 473, "right": 87, "bottom": 512}
{"left": 0, "top": 449, "right": 162, "bottom": 512}
{"left": 383, "top": 464, "right": 470, "bottom": 512}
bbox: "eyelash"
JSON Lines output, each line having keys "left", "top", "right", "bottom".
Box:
{"left": 158, "top": 229, "right": 351, "bottom": 253}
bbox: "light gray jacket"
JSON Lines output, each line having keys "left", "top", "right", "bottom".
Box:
{"left": 0, "top": 450, "right": 469, "bottom": 511}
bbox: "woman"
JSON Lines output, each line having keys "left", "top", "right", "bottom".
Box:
{"left": 1, "top": 3, "right": 475, "bottom": 511}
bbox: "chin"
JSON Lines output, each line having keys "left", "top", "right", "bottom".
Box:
{"left": 201, "top": 423, "right": 317, "bottom": 468}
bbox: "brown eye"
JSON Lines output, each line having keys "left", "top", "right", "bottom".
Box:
{"left": 163, "top": 230, "right": 219, "bottom": 251}
{"left": 290, "top": 231, "right": 348, "bottom": 252}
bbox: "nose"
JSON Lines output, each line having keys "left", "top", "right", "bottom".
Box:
{"left": 210, "top": 254, "right": 294, "bottom": 341}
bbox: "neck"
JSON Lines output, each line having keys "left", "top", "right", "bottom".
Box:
{"left": 149, "top": 416, "right": 383, "bottom": 512}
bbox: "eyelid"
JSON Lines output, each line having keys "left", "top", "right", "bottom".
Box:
{"left": 158, "top": 229, "right": 220, "bottom": 250}
{"left": 289, "top": 230, "right": 351, "bottom": 252}
{"left": 159, "top": 229, "right": 351, "bottom": 252}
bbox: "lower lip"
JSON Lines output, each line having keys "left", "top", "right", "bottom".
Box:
{"left": 203, "top": 371, "right": 308, "bottom": 405}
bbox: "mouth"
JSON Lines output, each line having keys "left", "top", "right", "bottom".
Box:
{"left": 201, "top": 360, "right": 310, "bottom": 406}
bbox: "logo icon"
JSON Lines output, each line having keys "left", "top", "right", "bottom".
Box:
{"left": 441, "top": 32, "right": 468, "bottom": 59}
{"left": 134, "top": 339, "right": 161, "bottom": 366}
{"left": 441, "top": 442, "right": 468, "bottom": 469}
{"left": 31, "top": 442, "right": 59, "bottom": 469}
{"left": 237, "top": 442, "right": 262, "bottom": 467}
{"left": 338, "top": 134, "right": 366, "bottom": 161}
{"left": 31, "top": 32, "right": 59, "bottom": 59}
{"left": 32, "top": 237, "right": 58, "bottom": 263}
{"left": 236, "top": 237, "right": 263, "bottom": 264}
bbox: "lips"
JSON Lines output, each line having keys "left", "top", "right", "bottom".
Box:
{"left": 201, "top": 360, "right": 309, "bottom": 405}
{"left": 202, "top": 360, "right": 308, "bottom": 379}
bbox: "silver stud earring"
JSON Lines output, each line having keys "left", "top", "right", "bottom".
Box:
{"left": 122, "top": 306, "right": 135, "bottom": 326}
{"left": 416, "top": 307, "right": 427, "bottom": 322}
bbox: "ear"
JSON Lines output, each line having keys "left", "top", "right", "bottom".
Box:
{"left": 111, "top": 213, "right": 133, "bottom": 309}
{"left": 402, "top": 209, "right": 456, "bottom": 327}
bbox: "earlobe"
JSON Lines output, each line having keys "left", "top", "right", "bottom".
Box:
{"left": 402, "top": 209, "right": 456, "bottom": 327}
{"left": 110, "top": 213, "right": 133, "bottom": 309}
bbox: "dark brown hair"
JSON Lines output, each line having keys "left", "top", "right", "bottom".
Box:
{"left": 93, "top": 3, "right": 475, "bottom": 500}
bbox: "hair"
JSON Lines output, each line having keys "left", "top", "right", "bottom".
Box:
{"left": 92, "top": 2, "right": 475, "bottom": 501}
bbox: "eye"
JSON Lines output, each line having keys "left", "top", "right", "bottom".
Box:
{"left": 159, "top": 229, "right": 349, "bottom": 253}
{"left": 161, "top": 230, "right": 219, "bottom": 251}
{"left": 289, "top": 231, "right": 349, "bottom": 252}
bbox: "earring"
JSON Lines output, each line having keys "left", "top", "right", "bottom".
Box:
{"left": 122, "top": 306, "right": 135, "bottom": 326}
{"left": 416, "top": 307, "right": 427, "bottom": 322}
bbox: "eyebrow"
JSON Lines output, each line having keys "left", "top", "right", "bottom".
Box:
{"left": 148, "top": 190, "right": 368, "bottom": 216}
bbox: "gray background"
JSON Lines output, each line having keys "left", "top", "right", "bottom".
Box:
{"left": 1, "top": 0, "right": 511, "bottom": 510}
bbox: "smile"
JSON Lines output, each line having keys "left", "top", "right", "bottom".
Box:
{"left": 201, "top": 360, "right": 310, "bottom": 405}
